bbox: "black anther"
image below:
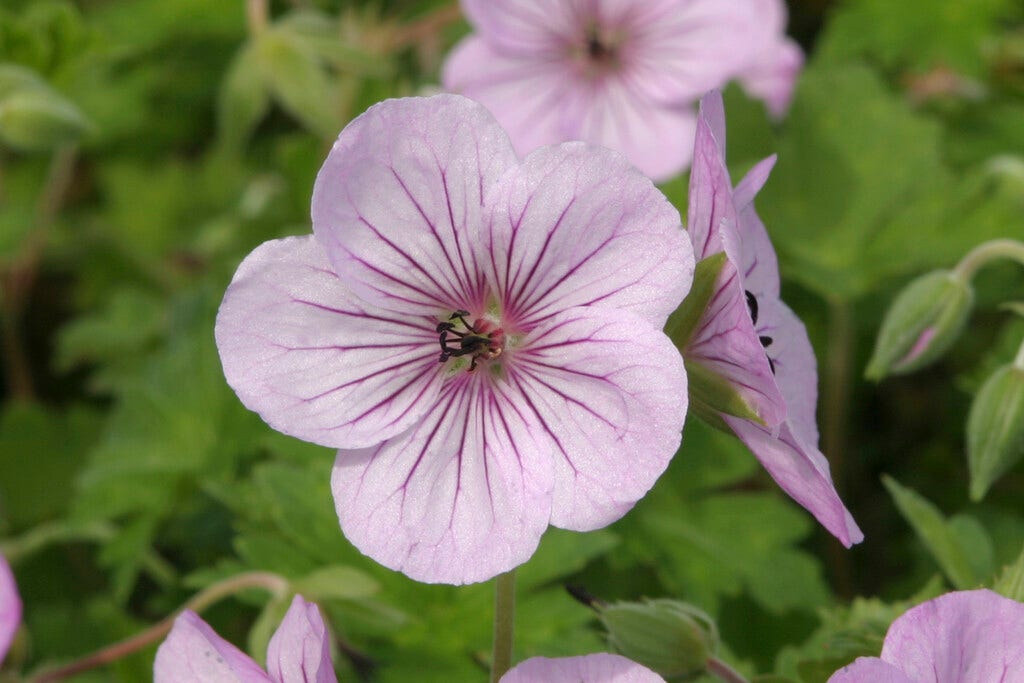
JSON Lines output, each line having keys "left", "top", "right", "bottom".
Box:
{"left": 745, "top": 290, "right": 758, "bottom": 325}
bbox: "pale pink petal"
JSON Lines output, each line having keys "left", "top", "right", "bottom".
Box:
{"left": 332, "top": 373, "right": 554, "bottom": 585}
{"left": 725, "top": 299, "right": 863, "bottom": 547}
{"left": 442, "top": 37, "right": 581, "bottom": 158}
{"left": 621, "top": 0, "right": 769, "bottom": 104}
{"left": 500, "top": 653, "right": 666, "bottom": 682}
{"left": 460, "top": 0, "right": 582, "bottom": 54}
{"left": 311, "top": 95, "right": 518, "bottom": 317}
{"left": 266, "top": 596, "right": 337, "bottom": 683}
{"left": 688, "top": 91, "right": 740, "bottom": 265}
{"left": 510, "top": 307, "right": 688, "bottom": 531}
{"left": 733, "top": 155, "right": 780, "bottom": 300}
{"left": 215, "top": 236, "right": 443, "bottom": 450}
{"left": 881, "top": 589, "right": 1024, "bottom": 682}
{"left": 0, "top": 555, "right": 20, "bottom": 665}
{"left": 827, "top": 658, "right": 917, "bottom": 683}
{"left": 482, "top": 142, "right": 692, "bottom": 329}
{"left": 154, "top": 611, "right": 271, "bottom": 683}
{"left": 739, "top": 37, "right": 803, "bottom": 119}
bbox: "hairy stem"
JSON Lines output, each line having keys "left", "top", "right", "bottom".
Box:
{"left": 706, "top": 655, "right": 751, "bottom": 683}
{"left": 952, "top": 238, "right": 1024, "bottom": 281}
{"left": 28, "top": 572, "right": 289, "bottom": 683}
{"left": 490, "top": 569, "right": 517, "bottom": 683}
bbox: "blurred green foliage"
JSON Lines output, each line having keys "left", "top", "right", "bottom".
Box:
{"left": 0, "top": 0, "right": 1023, "bottom": 681}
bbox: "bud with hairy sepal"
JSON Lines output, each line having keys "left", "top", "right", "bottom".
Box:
{"left": 600, "top": 598, "right": 718, "bottom": 679}
{"left": 967, "top": 363, "right": 1024, "bottom": 501}
{"left": 866, "top": 270, "right": 973, "bottom": 380}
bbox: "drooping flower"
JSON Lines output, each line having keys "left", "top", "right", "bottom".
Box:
{"left": 215, "top": 94, "right": 693, "bottom": 584}
{"left": 500, "top": 654, "right": 666, "bottom": 682}
{"left": 0, "top": 553, "right": 20, "bottom": 666}
{"left": 828, "top": 589, "right": 1024, "bottom": 682}
{"left": 154, "top": 595, "right": 336, "bottom": 683}
{"left": 680, "top": 91, "right": 862, "bottom": 547}
{"left": 442, "top": 0, "right": 801, "bottom": 182}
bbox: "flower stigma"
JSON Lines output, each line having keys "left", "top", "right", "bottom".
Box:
{"left": 437, "top": 310, "right": 506, "bottom": 373}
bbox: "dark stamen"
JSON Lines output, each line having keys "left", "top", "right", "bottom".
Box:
{"left": 745, "top": 290, "right": 758, "bottom": 325}
{"left": 759, "top": 335, "right": 773, "bottom": 348}
{"left": 437, "top": 311, "right": 504, "bottom": 372}
{"left": 768, "top": 356, "right": 776, "bottom": 375}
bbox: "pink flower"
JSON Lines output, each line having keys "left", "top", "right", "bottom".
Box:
{"left": 682, "top": 91, "right": 862, "bottom": 547}
{"left": 154, "top": 595, "right": 336, "bottom": 683}
{"left": 828, "top": 590, "right": 1024, "bottom": 682}
{"left": 501, "top": 654, "right": 666, "bottom": 682}
{"left": 0, "top": 554, "right": 20, "bottom": 665}
{"left": 442, "top": 0, "right": 801, "bottom": 182}
{"left": 215, "top": 95, "right": 693, "bottom": 584}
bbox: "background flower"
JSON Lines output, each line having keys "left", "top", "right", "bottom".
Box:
{"left": 154, "top": 595, "right": 336, "bottom": 683}
{"left": 828, "top": 590, "right": 1024, "bottom": 682}
{"left": 215, "top": 94, "right": 693, "bottom": 584}
{"left": 682, "top": 91, "right": 862, "bottom": 547}
{"left": 0, "top": 554, "right": 20, "bottom": 666}
{"left": 442, "top": 0, "right": 801, "bottom": 181}
{"left": 500, "top": 653, "right": 666, "bottom": 682}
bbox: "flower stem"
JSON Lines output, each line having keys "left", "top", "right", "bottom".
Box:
{"left": 28, "top": 571, "right": 289, "bottom": 683}
{"left": 951, "top": 238, "right": 1024, "bottom": 281}
{"left": 706, "top": 655, "right": 751, "bottom": 683}
{"left": 246, "top": 0, "right": 268, "bottom": 35}
{"left": 489, "top": 569, "right": 517, "bottom": 683}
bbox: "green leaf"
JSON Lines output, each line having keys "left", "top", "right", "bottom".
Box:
{"left": 247, "top": 593, "right": 291, "bottom": 667}
{"left": 967, "top": 364, "right": 1024, "bottom": 500}
{"left": 0, "top": 79, "right": 91, "bottom": 150}
{"left": 256, "top": 26, "right": 340, "bottom": 139}
{"left": 882, "top": 476, "right": 988, "bottom": 588}
{"left": 993, "top": 544, "right": 1024, "bottom": 600}
{"left": 666, "top": 252, "right": 727, "bottom": 348}
{"left": 217, "top": 43, "right": 270, "bottom": 151}
{"left": 291, "top": 565, "right": 379, "bottom": 601}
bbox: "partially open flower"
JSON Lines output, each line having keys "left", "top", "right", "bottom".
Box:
{"left": 216, "top": 95, "right": 693, "bottom": 584}
{"left": 443, "top": 0, "right": 801, "bottom": 181}
{"left": 0, "top": 553, "right": 20, "bottom": 666}
{"left": 500, "top": 653, "right": 666, "bottom": 682}
{"left": 154, "top": 595, "right": 336, "bottom": 683}
{"left": 828, "top": 590, "right": 1024, "bottom": 682}
{"left": 679, "top": 91, "right": 862, "bottom": 547}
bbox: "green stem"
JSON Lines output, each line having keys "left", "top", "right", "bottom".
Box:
{"left": 28, "top": 572, "right": 289, "bottom": 683}
{"left": 706, "top": 655, "right": 751, "bottom": 683}
{"left": 1014, "top": 336, "right": 1024, "bottom": 371}
{"left": 823, "top": 296, "right": 854, "bottom": 598}
{"left": 489, "top": 569, "right": 517, "bottom": 683}
{"left": 952, "top": 238, "right": 1024, "bottom": 281}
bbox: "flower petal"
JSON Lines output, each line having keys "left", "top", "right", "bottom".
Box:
{"left": 482, "top": 142, "right": 692, "bottom": 329}
{"left": 311, "top": 95, "right": 519, "bottom": 317}
{"left": 0, "top": 554, "right": 20, "bottom": 665}
{"left": 880, "top": 589, "right": 1024, "bottom": 682}
{"left": 460, "top": 0, "right": 582, "bottom": 54}
{"left": 739, "top": 36, "right": 803, "bottom": 119}
{"left": 827, "top": 657, "right": 916, "bottom": 683}
{"left": 510, "top": 307, "right": 688, "bottom": 531}
{"left": 154, "top": 611, "right": 271, "bottom": 683}
{"left": 265, "top": 595, "right": 337, "bottom": 683}
{"left": 332, "top": 372, "right": 554, "bottom": 585}
{"left": 500, "top": 653, "right": 667, "bottom": 682}
{"left": 733, "top": 155, "right": 781, "bottom": 300}
{"left": 215, "top": 236, "right": 443, "bottom": 449}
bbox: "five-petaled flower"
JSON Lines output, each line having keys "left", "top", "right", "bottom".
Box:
{"left": 501, "top": 653, "right": 666, "bottom": 682}
{"left": 155, "top": 595, "right": 337, "bottom": 683}
{"left": 0, "top": 553, "right": 20, "bottom": 667}
{"left": 680, "top": 91, "right": 862, "bottom": 547}
{"left": 215, "top": 94, "right": 693, "bottom": 584}
{"left": 442, "top": 0, "right": 802, "bottom": 182}
{"left": 828, "top": 589, "right": 1024, "bottom": 682}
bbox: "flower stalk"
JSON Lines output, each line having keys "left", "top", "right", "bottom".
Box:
{"left": 951, "top": 238, "right": 1024, "bottom": 281}
{"left": 28, "top": 571, "right": 289, "bottom": 683}
{"left": 490, "top": 569, "right": 517, "bottom": 683}
{"left": 706, "top": 655, "right": 751, "bottom": 683}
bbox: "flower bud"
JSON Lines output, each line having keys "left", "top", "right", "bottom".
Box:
{"left": 866, "top": 270, "right": 973, "bottom": 380}
{"left": 600, "top": 598, "right": 718, "bottom": 679}
{"left": 967, "top": 363, "right": 1024, "bottom": 501}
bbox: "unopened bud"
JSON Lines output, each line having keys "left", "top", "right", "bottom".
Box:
{"left": 866, "top": 270, "right": 973, "bottom": 380}
{"left": 967, "top": 363, "right": 1024, "bottom": 501}
{"left": 600, "top": 599, "right": 717, "bottom": 679}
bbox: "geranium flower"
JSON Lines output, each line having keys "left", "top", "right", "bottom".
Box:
{"left": 0, "top": 553, "right": 20, "bottom": 665}
{"left": 501, "top": 654, "right": 665, "bottom": 682}
{"left": 681, "top": 91, "right": 862, "bottom": 547}
{"left": 215, "top": 95, "right": 693, "bottom": 584}
{"left": 154, "top": 595, "right": 336, "bottom": 683}
{"left": 828, "top": 589, "right": 1024, "bottom": 682}
{"left": 442, "top": 0, "right": 801, "bottom": 182}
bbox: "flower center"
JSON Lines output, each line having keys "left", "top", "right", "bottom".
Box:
{"left": 574, "top": 23, "right": 623, "bottom": 76}
{"left": 436, "top": 310, "right": 505, "bottom": 373}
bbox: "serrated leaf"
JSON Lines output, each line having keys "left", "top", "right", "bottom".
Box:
{"left": 882, "top": 476, "right": 987, "bottom": 589}
{"left": 291, "top": 565, "right": 379, "bottom": 601}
